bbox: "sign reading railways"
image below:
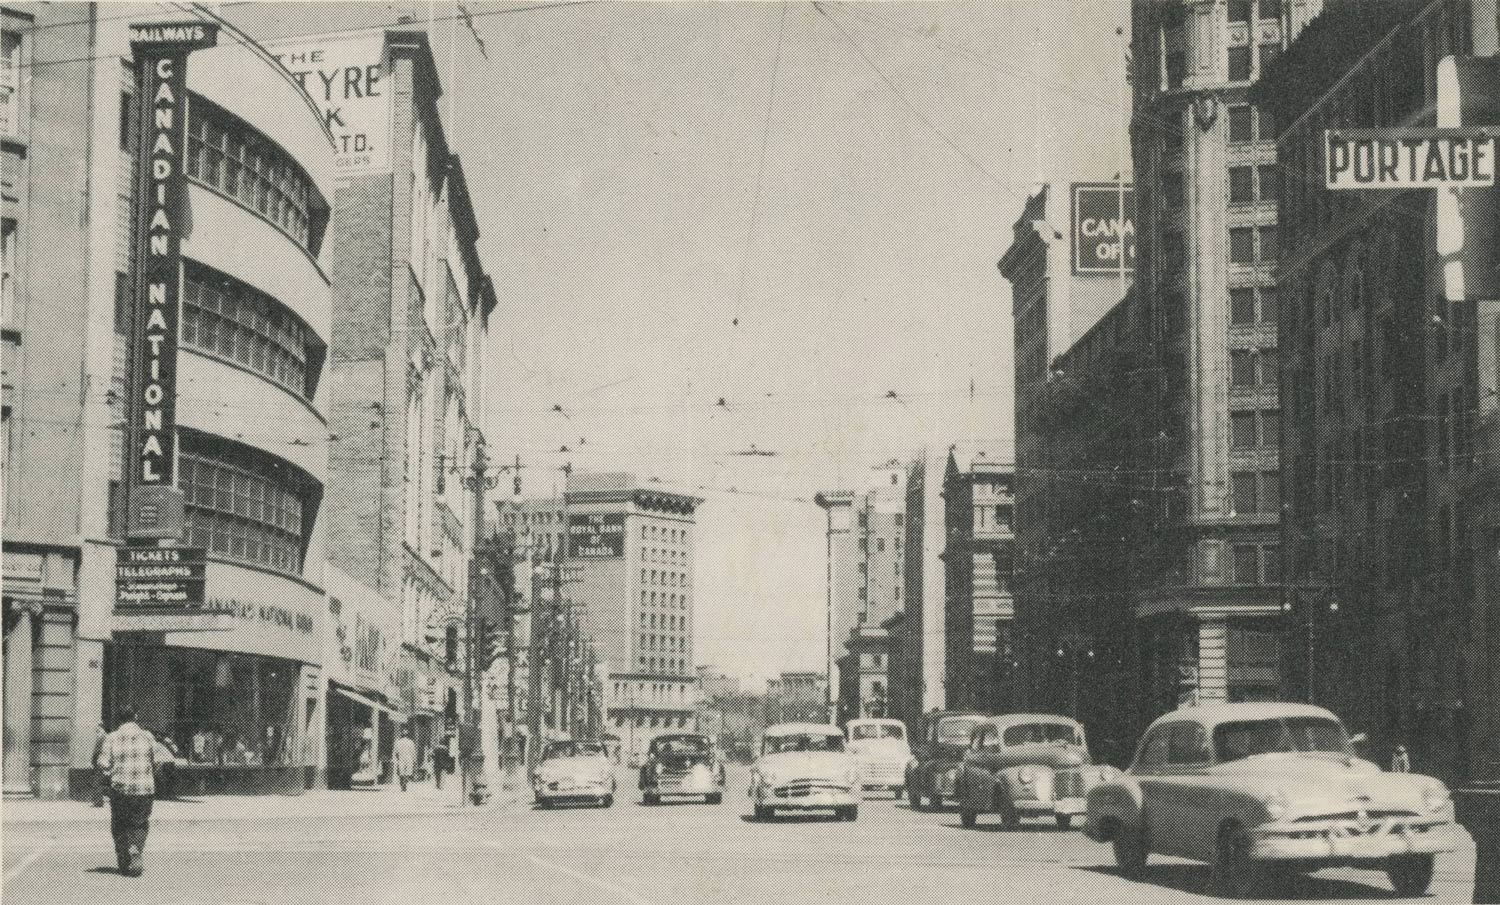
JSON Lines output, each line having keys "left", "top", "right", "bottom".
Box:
{"left": 1326, "top": 129, "right": 1498, "bottom": 189}
{"left": 570, "top": 513, "right": 625, "bottom": 558}
{"left": 1071, "top": 183, "right": 1136, "bottom": 275}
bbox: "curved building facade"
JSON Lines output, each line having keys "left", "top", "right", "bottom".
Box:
{"left": 0, "top": 5, "right": 334, "bottom": 798}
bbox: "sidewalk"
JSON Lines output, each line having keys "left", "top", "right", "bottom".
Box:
{"left": 2, "top": 770, "right": 534, "bottom": 824}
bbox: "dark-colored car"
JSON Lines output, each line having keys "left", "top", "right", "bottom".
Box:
{"left": 904, "top": 710, "right": 987, "bottom": 809}
{"left": 639, "top": 733, "right": 725, "bottom": 804}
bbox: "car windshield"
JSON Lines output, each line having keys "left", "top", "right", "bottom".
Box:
{"left": 765, "top": 733, "right": 844, "bottom": 754}
{"left": 935, "top": 717, "right": 982, "bottom": 745}
{"left": 542, "top": 741, "right": 604, "bottom": 760}
{"left": 653, "top": 737, "right": 709, "bottom": 756}
{"left": 851, "top": 724, "right": 904, "bottom": 741}
{"left": 1213, "top": 717, "right": 1348, "bottom": 763}
{"left": 1003, "top": 723, "right": 1081, "bottom": 746}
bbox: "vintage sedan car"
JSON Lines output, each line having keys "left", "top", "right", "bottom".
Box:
{"left": 904, "top": 710, "right": 987, "bottom": 808}
{"left": 749, "top": 723, "right": 861, "bottom": 821}
{"left": 639, "top": 733, "right": 726, "bottom": 804}
{"left": 1086, "top": 703, "right": 1458, "bottom": 898}
{"left": 955, "top": 714, "right": 1118, "bottom": 829}
{"left": 846, "top": 718, "right": 910, "bottom": 798}
{"left": 532, "top": 739, "right": 617, "bottom": 808}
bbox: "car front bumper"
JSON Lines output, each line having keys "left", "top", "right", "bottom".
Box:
{"left": 754, "top": 783, "right": 858, "bottom": 809}
{"left": 652, "top": 771, "right": 724, "bottom": 795}
{"left": 1248, "top": 817, "right": 1460, "bottom": 862}
{"left": 1011, "top": 795, "right": 1087, "bottom": 816}
{"left": 534, "top": 778, "right": 613, "bottom": 801}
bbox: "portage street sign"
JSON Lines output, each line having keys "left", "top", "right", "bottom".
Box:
{"left": 1325, "top": 128, "right": 1498, "bottom": 190}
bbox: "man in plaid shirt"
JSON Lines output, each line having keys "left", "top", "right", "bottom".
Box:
{"left": 99, "top": 705, "right": 157, "bottom": 876}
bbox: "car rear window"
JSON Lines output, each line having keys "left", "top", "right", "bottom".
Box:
{"left": 936, "top": 718, "right": 982, "bottom": 745}
{"left": 766, "top": 733, "right": 845, "bottom": 754}
{"left": 1002, "top": 723, "right": 1081, "bottom": 746}
{"left": 851, "top": 724, "right": 904, "bottom": 740}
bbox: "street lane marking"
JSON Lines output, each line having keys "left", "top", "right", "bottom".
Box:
{"left": 3, "top": 845, "right": 50, "bottom": 883}
{"left": 522, "top": 852, "right": 658, "bottom": 905}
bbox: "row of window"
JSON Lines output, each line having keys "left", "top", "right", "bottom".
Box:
{"left": 1229, "top": 226, "right": 1277, "bottom": 265}
{"left": 643, "top": 524, "right": 689, "bottom": 544}
{"left": 640, "top": 611, "right": 687, "bottom": 631}
{"left": 1230, "top": 348, "right": 1278, "bottom": 389}
{"left": 1229, "top": 165, "right": 1279, "bottom": 205}
{"left": 642, "top": 590, "right": 688, "bottom": 610}
{"left": 638, "top": 655, "right": 687, "bottom": 674}
{"left": 1230, "top": 286, "right": 1277, "bottom": 326}
{"left": 180, "top": 443, "right": 310, "bottom": 575}
{"left": 640, "top": 633, "right": 686, "bottom": 653}
{"left": 181, "top": 264, "right": 315, "bottom": 398}
{"left": 611, "top": 713, "right": 692, "bottom": 730}
{"left": 1228, "top": 41, "right": 1281, "bottom": 83}
{"left": 646, "top": 546, "right": 685, "bottom": 565}
{"left": 642, "top": 568, "right": 689, "bottom": 588}
{"left": 1228, "top": 0, "right": 1282, "bottom": 24}
{"left": 183, "top": 96, "right": 321, "bottom": 253}
{"left": 1230, "top": 469, "right": 1280, "bottom": 516}
{"left": 1230, "top": 409, "right": 1281, "bottom": 449}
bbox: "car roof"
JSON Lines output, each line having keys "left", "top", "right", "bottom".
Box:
{"left": 982, "top": 713, "right": 1083, "bottom": 728}
{"left": 846, "top": 718, "right": 904, "bottom": 726}
{"left": 652, "top": 733, "right": 709, "bottom": 743}
{"left": 1146, "top": 702, "right": 1340, "bottom": 732}
{"left": 931, "top": 711, "right": 987, "bottom": 722}
{"left": 765, "top": 722, "right": 842, "bottom": 736}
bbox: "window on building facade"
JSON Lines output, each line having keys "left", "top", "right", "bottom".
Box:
{"left": 1228, "top": 106, "right": 1254, "bottom": 144}
{"left": 1228, "top": 45, "right": 1253, "bottom": 81}
{"left": 1230, "top": 228, "right": 1255, "bottom": 264}
{"left": 1164, "top": 229, "right": 1187, "bottom": 276}
{"left": 1163, "top": 170, "right": 1185, "bottom": 210}
{"left": 1230, "top": 166, "right": 1254, "bottom": 204}
{"left": 1260, "top": 348, "right": 1278, "bottom": 385}
{"left": 1232, "top": 411, "right": 1258, "bottom": 448}
{"left": 0, "top": 30, "right": 19, "bottom": 138}
{"left": 1231, "top": 470, "right": 1257, "bottom": 514}
{"left": 1263, "top": 543, "right": 1281, "bottom": 581}
{"left": 185, "top": 96, "right": 321, "bottom": 252}
{"left": 181, "top": 264, "right": 316, "bottom": 398}
{"left": 1261, "top": 286, "right": 1278, "bottom": 323}
{"left": 1231, "top": 350, "right": 1256, "bottom": 388}
{"left": 1230, "top": 288, "right": 1256, "bottom": 325}
{"left": 0, "top": 217, "right": 14, "bottom": 326}
{"left": 1262, "top": 409, "right": 1280, "bottom": 446}
{"left": 1258, "top": 165, "right": 1279, "bottom": 203}
{"left": 1258, "top": 226, "right": 1278, "bottom": 262}
{"left": 1259, "top": 0, "right": 1281, "bottom": 18}
{"left": 1259, "top": 42, "right": 1281, "bottom": 72}
{"left": 1229, "top": 0, "right": 1251, "bottom": 22}
{"left": 181, "top": 437, "right": 311, "bottom": 575}
{"left": 1232, "top": 543, "right": 1259, "bottom": 584}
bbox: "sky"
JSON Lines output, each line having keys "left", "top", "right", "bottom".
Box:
{"left": 227, "top": 0, "right": 1132, "bottom": 687}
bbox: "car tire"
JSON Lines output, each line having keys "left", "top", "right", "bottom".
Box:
{"left": 892, "top": 785, "right": 904, "bottom": 800}
{"left": 601, "top": 794, "right": 614, "bottom": 808}
{"left": 706, "top": 793, "right": 722, "bottom": 804}
{"left": 907, "top": 788, "right": 921, "bottom": 809}
{"left": 997, "top": 801, "right": 1020, "bottom": 827}
{"left": 1386, "top": 854, "right": 1435, "bottom": 897}
{"left": 1111, "top": 822, "right": 1148, "bottom": 878}
{"left": 1055, "top": 813, "right": 1074, "bottom": 830}
{"left": 643, "top": 792, "right": 659, "bottom": 806}
{"left": 1210, "top": 824, "right": 1263, "bottom": 899}
{"left": 960, "top": 808, "right": 978, "bottom": 828}
{"left": 753, "top": 805, "right": 772, "bottom": 820}
{"left": 840, "top": 806, "right": 858, "bottom": 821}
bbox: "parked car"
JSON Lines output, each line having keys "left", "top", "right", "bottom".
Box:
{"left": 532, "top": 740, "right": 616, "bottom": 808}
{"left": 955, "top": 714, "right": 1118, "bottom": 829}
{"left": 845, "top": 717, "right": 910, "bottom": 798}
{"left": 151, "top": 733, "right": 182, "bottom": 799}
{"left": 639, "top": 733, "right": 725, "bottom": 804}
{"left": 749, "top": 723, "right": 860, "bottom": 821}
{"left": 1085, "top": 702, "right": 1458, "bottom": 898}
{"left": 904, "top": 710, "right": 987, "bottom": 808}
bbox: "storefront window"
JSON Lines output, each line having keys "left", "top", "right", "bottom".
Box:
{"left": 107, "top": 645, "right": 299, "bottom": 768}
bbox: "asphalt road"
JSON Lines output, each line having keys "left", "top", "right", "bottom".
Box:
{"left": 2, "top": 765, "right": 1478, "bottom": 904}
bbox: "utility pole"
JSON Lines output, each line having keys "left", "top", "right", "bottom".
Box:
{"left": 460, "top": 438, "right": 500, "bottom": 805}
{"left": 527, "top": 547, "right": 545, "bottom": 771}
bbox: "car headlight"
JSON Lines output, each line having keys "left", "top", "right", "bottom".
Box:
{"left": 1262, "top": 789, "right": 1289, "bottom": 821}
{"left": 1423, "top": 783, "right": 1450, "bottom": 813}
{"left": 1019, "top": 767, "right": 1036, "bottom": 784}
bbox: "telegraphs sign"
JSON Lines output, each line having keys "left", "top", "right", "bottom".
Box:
{"left": 1325, "top": 129, "right": 1497, "bottom": 189}
{"left": 1071, "top": 183, "right": 1136, "bottom": 275}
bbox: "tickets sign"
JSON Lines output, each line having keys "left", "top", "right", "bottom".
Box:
{"left": 116, "top": 545, "right": 207, "bottom": 608}
{"left": 1325, "top": 129, "right": 1498, "bottom": 189}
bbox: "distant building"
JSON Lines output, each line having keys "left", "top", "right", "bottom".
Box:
{"left": 941, "top": 450, "right": 1016, "bottom": 714}
{"left": 816, "top": 461, "right": 904, "bottom": 722}
{"left": 895, "top": 451, "right": 949, "bottom": 721}
{"left": 835, "top": 624, "right": 891, "bottom": 720}
{"left": 696, "top": 665, "right": 740, "bottom": 702}
{"left": 768, "top": 671, "right": 828, "bottom": 724}
{"left": 497, "top": 473, "right": 702, "bottom": 761}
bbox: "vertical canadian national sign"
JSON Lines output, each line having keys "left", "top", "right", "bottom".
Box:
{"left": 125, "top": 21, "right": 216, "bottom": 539}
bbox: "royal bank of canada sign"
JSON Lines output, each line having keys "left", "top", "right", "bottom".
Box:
{"left": 570, "top": 513, "right": 625, "bottom": 558}
{"left": 1071, "top": 183, "right": 1136, "bottom": 275}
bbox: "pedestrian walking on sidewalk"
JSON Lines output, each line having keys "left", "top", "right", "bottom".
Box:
{"left": 394, "top": 730, "right": 417, "bottom": 792}
{"left": 100, "top": 705, "right": 157, "bottom": 877}
{"left": 1391, "top": 744, "right": 1411, "bottom": 773}
{"left": 90, "top": 722, "right": 108, "bottom": 807}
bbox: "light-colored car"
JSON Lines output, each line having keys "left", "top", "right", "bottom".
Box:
{"left": 846, "top": 718, "right": 910, "bottom": 798}
{"left": 749, "top": 723, "right": 861, "bottom": 821}
{"left": 1085, "top": 703, "right": 1458, "bottom": 898}
{"left": 955, "top": 714, "right": 1119, "bottom": 829}
{"left": 639, "top": 733, "right": 726, "bottom": 804}
{"left": 532, "top": 740, "right": 617, "bottom": 808}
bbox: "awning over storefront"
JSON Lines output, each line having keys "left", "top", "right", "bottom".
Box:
{"left": 331, "top": 684, "right": 406, "bottom": 721}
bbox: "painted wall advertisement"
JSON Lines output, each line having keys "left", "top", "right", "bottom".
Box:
{"left": 570, "top": 513, "right": 625, "bottom": 558}
{"left": 268, "top": 34, "right": 391, "bottom": 174}
{"left": 1071, "top": 183, "right": 1136, "bottom": 275}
